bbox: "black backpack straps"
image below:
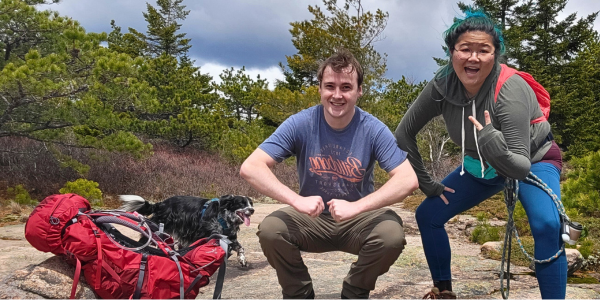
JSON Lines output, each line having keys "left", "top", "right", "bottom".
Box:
{"left": 213, "top": 236, "right": 231, "bottom": 299}
{"left": 133, "top": 253, "right": 148, "bottom": 299}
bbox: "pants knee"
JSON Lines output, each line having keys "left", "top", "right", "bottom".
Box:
{"left": 257, "top": 214, "right": 290, "bottom": 248}
{"left": 415, "top": 203, "right": 431, "bottom": 228}
{"left": 368, "top": 220, "right": 406, "bottom": 254}
{"left": 530, "top": 216, "right": 561, "bottom": 244}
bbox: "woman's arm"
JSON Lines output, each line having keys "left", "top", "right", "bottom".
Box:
{"left": 478, "top": 75, "right": 535, "bottom": 179}
{"left": 394, "top": 81, "right": 444, "bottom": 196}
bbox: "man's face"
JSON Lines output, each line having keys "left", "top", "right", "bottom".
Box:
{"left": 318, "top": 66, "right": 363, "bottom": 130}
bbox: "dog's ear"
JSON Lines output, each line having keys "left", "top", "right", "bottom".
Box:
{"left": 220, "top": 195, "right": 234, "bottom": 201}
{"left": 218, "top": 195, "right": 234, "bottom": 210}
{"left": 201, "top": 200, "right": 221, "bottom": 221}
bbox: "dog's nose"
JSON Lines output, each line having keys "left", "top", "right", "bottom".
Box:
{"left": 247, "top": 207, "right": 255, "bottom": 215}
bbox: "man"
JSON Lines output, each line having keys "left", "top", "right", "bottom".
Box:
{"left": 240, "top": 49, "right": 418, "bottom": 299}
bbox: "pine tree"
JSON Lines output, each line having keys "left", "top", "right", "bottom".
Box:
{"left": 0, "top": 0, "right": 153, "bottom": 174}
{"left": 552, "top": 37, "right": 600, "bottom": 158}
{"left": 143, "top": 0, "right": 191, "bottom": 58}
{"left": 278, "top": 0, "right": 388, "bottom": 105}
{"left": 217, "top": 67, "right": 268, "bottom": 123}
{"left": 108, "top": 0, "right": 224, "bottom": 148}
{"left": 109, "top": 0, "right": 191, "bottom": 59}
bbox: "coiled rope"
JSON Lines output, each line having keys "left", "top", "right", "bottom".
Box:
{"left": 500, "top": 172, "right": 568, "bottom": 299}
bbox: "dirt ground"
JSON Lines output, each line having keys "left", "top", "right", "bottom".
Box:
{"left": 1, "top": 202, "right": 599, "bottom": 299}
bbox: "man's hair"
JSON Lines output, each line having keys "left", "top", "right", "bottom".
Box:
{"left": 317, "top": 48, "right": 364, "bottom": 87}
{"left": 443, "top": 7, "right": 505, "bottom": 59}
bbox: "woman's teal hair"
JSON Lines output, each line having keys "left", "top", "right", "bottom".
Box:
{"left": 443, "top": 7, "right": 505, "bottom": 57}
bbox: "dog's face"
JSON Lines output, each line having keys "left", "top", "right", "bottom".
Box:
{"left": 218, "top": 195, "right": 254, "bottom": 227}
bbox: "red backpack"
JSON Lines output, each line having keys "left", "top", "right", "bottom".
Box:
{"left": 494, "top": 64, "right": 551, "bottom": 124}
{"left": 25, "top": 193, "right": 91, "bottom": 255}
{"left": 25, "top": 194, "right": 229, "bottom": 299}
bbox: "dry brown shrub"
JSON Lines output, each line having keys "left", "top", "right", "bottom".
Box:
{"left": 0, "top": 137, "right": 299, "bottom": 203}
{"left": 0, "top": 137, "right": 75, "bottom": 198}
{"left": 8, "top": 201, "right": 21, "bottom": 214}
{"left": 19, "top": 205, "right": 33, "bottom": 222}
{"left": 85, "top": 142, "right": 298, "bottom": 201}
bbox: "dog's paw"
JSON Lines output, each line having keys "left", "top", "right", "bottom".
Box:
{"left": 237, "top": 254, "right": 248, "bottom": 267}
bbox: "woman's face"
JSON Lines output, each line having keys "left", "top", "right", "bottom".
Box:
{"left": 451, "top": 30, "right": 496, "bottom": 97}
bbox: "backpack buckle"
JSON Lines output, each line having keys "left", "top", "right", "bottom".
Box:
{"left": 49, "top": 216, "right": 60, "bottom": 225}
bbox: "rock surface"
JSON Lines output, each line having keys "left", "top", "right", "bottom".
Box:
{"left": 0, "top": 202, "right": 598, "bottom": 299}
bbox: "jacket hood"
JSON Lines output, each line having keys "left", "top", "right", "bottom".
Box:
{"left": 431, "top": 62, "right": 501, "bottom": 107}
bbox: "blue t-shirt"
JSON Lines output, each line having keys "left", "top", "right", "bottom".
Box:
{"left": 259, "top": 105, "right": 407, "bottom": 212}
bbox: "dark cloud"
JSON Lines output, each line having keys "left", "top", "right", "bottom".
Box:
{"left": 40, "top": 0, "right": 600, "bottom": 84}
{"left": 182, "top": 0, "right": 311, "bottom": 68}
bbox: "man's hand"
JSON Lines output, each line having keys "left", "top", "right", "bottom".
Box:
{"left": 327, "top": 199, "right": 362, "bottom": 223}
{"left": 291, "top": 195, "right": 324, "bottom": 218}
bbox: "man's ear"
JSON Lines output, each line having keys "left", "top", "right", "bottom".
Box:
{"left": 358, "top": 85, "right": 363, "bottom": 97}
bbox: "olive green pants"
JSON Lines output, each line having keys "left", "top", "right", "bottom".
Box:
{"left": 257, "top": 206, "right": 406, "bottom": 299}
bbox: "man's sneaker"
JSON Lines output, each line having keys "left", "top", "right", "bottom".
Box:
{"left": 422, "top": 287, "right": 457, "bottom": 299}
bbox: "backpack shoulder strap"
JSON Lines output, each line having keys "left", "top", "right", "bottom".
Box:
{"left": 514, "top": 70, "right": 551, "bottom": 123}
{"left": 494, "top": 64, "right": 551, "bottom": 123}
{"left": 494, "top": 64, "right": 518, "bottom": 102}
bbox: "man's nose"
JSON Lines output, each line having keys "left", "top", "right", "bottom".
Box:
{"left": 333, "top": 88, "right": 343, "bottom": 98}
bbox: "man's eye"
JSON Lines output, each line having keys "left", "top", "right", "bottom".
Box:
{"left": 460, "top": 49, "right": 471, "bottom": 54}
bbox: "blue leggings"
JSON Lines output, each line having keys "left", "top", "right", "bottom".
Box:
{"left": 415, "top": 162, "right": 567, "bottom": 299}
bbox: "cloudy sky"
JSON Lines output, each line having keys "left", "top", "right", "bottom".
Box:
{"left": 39, "top": 0, "right": 600, "bottom": 88}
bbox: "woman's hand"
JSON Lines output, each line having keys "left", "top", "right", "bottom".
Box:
{"left": 468, "top": 110, "right": 491, "bottom": 131}
{"left": 440, "top": 186, "right": 454, "bottom": 205}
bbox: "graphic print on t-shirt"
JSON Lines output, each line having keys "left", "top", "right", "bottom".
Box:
{"left": 308, "top": 143, "right": 366, "bottom": 199}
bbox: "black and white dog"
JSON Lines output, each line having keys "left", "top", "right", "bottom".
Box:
{"left": 119, "top": 194, "right": 254, "bottom": 266}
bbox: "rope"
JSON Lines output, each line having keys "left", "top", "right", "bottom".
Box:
{"left": 500, "top": 172, "right": 568, "bottom": 299}
{"left": 500, "top": 178, "right": 515, "bottom": 299}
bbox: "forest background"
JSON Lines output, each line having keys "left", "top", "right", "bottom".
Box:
{"left": 1, "top": 0, "right": 600, "bottom": 274}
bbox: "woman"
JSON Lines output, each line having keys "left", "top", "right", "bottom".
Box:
{"left": 395, "top": 9, "right": 566, "bottom": 299}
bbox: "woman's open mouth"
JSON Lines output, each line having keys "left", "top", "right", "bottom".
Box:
{"left": 465, "top": 67, "right": 480, "bottom": 75}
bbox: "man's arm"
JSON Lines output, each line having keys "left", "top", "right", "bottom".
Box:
{"left": 328, "top": 159, "right": 418, "bottom": 222}
{"left": 240, "top": 148, "right": 324, "bottom": 217}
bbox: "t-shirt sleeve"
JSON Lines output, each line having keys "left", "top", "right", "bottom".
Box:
{"left": 373, "top": 124, "right": 407, "bottom": 173}
{"left": 258, "top": 116, "right": 298, "bottom": 163}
